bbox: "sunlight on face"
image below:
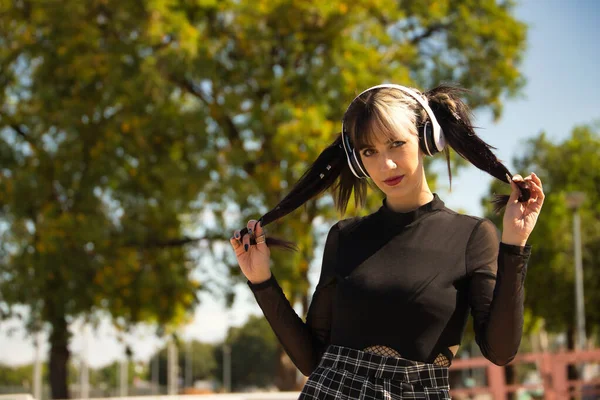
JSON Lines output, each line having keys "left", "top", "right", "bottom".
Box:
{"left": 357, "top": 107, "right": 428, "bottom": 203}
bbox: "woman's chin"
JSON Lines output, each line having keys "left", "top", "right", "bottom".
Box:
{"left": 380, "top": 183, "right": 408, "bottom": 197}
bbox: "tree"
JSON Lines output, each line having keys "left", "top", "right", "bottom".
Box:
{"left": 148, "top": 340, "right": 217, "bottom": 387}
{"left": 213, "top": 315, "right": 279, "bottom": 391}
{"left": 0, "top": 2, "right": 213, "bottom": 398}
{"left": 483, "top": 124, "right": 600, "bottom": 385}
{"left": 191, "top": 0, "right": 528, "bottom": 388}
{"left": 0, "top": 0, "right": 528, "bottom": 394}
{"left": 482, "top": 125, "right": 600, "bottom": 343}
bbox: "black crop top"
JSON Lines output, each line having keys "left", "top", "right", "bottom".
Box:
{"left": 248, "top": 194, "right": 531, "bottom": 376}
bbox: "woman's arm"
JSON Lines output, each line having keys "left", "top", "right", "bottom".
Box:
{"left": 468, "top": 172, "right": 543, "bottom": 365}
{"left": 247, "top": 223, "right": 339, "bottom": 376}
{"left": 467, "top": 219, "right": 531, "bottom": 366}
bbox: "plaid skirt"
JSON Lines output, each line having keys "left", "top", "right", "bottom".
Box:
{"left": 299, "top": 345, "right": 451, "bottom": 399}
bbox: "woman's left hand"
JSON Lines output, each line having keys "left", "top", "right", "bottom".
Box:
{"left": 501, "top": 172, "right": 545, "bottom": 246}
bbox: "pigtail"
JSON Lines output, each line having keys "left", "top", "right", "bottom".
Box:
{"left": 424, "top": 84, "right": 530, "bottom": 214}
{"left": 240, "top": 134, "right": 351, "bottom": 251}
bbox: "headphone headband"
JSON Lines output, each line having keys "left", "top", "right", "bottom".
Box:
{"left": 342, "top": 84, "right": 445, "bottom": 156}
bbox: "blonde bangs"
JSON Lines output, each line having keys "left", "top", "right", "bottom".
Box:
{"left": 350, "top": 100, "right": 418, "bottom": 151}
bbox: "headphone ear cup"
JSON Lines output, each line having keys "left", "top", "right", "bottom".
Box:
{"left": 343, "top": 131, "right": 369, "bottom": 179}
{"left": 419, "top": 122, "right": 431, "bottom": 156}
{"left": 419, "top": 121, "right": 439, "bottom": 156}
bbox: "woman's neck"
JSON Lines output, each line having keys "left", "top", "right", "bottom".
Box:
{"left": 385, "top": 189, "right": 434, "bottom": 213}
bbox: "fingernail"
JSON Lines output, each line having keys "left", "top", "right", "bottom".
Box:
{"left": 244, "top": 244, "right": 248, "bottom": 252}
{"left": 248, "top": 228, "right": 252, "bottom": 235}
{"left": 235, "top": 233, "right": 240, "bottom": 239}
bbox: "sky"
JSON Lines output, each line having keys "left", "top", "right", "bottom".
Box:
{"left": 1, "top": 0, "right": 599, "bottom": 368}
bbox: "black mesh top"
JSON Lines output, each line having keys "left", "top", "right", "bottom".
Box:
{"left": 248, "top": 194, "right": 531, "bottom": 376}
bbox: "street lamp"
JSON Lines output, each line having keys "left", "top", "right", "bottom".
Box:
{"left": 222, "top": 306, "right": 235, "bottom": 393}
{"left": 80, "top": 325, "right": 89, "bottom": 399}
{"left": 33, "top": 332, "right": 43, "bottom": 400}
{"left": 167, "top": 338, "right": 178, "bottom": 395}
{"left": 565, "top": 191, "right": 587, "bottom": 354}
{"left": 223, "top": 342, "right": 231, "bottom": 393}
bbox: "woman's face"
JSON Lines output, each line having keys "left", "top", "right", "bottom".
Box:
{"left": 357, "top": 118, "right": 426, "bottom": 201}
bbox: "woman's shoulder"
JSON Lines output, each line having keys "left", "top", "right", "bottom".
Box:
{"left": 431, "top": 205, "right": 500, "bottom": 244}
{"left": 328, "top": 217, "right": 361, "bottom": 238}
{"left": 437, "top": 204, "right": 497, "bottom": 229}
{"left": 333, "top": 212, "right": 377, "bottom": 235}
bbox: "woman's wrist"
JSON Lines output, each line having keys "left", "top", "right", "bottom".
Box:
{"left": 249, "top": 272, "right": 273, "bottom": 285}
{"left": 501, "top": 234, "right": 527, "bottom": 247}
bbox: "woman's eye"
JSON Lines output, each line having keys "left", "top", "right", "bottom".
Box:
{"left": 392, "top": 141, "right": 405, "bottom": 147}
{"left": 362, "top": 149, "right": 373, "bottom": 157}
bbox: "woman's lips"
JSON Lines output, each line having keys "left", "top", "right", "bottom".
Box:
{"left": 384, "top": 176, "right": 404, "bottom": 186}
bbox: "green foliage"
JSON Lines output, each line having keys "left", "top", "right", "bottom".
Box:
{"left": 180, "top": 0, "right": 528, "bottom": 307}
{"left": 0, "top": 0, "right": 527, "bottom": 394}
{"left": 0, "top": 360, "right": 141, "bottom": 391}
{"left": 483, "top": 125, "right": 600, "bottom": 338}
{"left": 146, "top": 318, "right": 276, "bottom": 391}
{"left": 148, "top": 340, "right": 217, "bottom": 386}
{"left": 0, "top": 363, "right": 35, "bottom": 386}
{"left": 214, "top": 315, "right": 278, "bottom": 390}
{"left": 0, "top": 2, "right": 212, "bottom": 334}
{"left": 88, "top": 361, "right": 139, "bottom": 389}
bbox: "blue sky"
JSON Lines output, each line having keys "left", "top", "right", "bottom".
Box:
{"left": 441, "top": 0, "right": 600, "bottom": 215}
{"left": 1, "top": 0, "right": 599, "bottom": 367}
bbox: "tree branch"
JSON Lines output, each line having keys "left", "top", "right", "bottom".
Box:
{"left": 10, "top": 123, "right": 28, "bottom": 141}
{"left": 164, "top": 74, "right": 243, "bottom": 145}
{"left": 410, "top": 22, "right": 449, "bottom": 45}
{"left": 0, "top": 112, "right": 41, "bottom": 154}
{"left": 161, "top": 73, "right": 261, "bottom": 177}
{"left": 126, "top": 233, "right": 227, "bottom": 249}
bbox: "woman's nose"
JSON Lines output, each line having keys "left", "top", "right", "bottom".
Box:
{"left": 383, "top": 157, "right": 397, "bottom": 170}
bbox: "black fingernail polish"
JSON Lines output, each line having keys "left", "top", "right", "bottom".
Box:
{"left": 248, "top": 228, "right": 252, "bottom": 235}
{"left": 235, "top": 233, "right": 240, "bottom": 239}
{"left": 244, "top": 244, "right": 248, "bottom": 251}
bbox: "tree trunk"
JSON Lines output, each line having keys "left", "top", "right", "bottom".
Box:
{"left": 49, "top": 315, "right": 70, "bottom": 399}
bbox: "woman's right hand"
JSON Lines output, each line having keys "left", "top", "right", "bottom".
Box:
{"left": 230, "top": 219, "right": 272, "bottom": 284}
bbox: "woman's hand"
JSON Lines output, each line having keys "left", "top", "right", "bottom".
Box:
{"left": 230, "top": 219, "right": 272, "bottom": 284}
{"left": 501, "top": 172, "right": 545, "bottom": 246}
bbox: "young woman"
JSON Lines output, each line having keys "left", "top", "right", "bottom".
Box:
{"left": 229, "top": 84, "right": 544, "bottom": 399}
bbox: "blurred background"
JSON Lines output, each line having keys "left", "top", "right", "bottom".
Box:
{"left": 0, "top": 0, "right": 598, "bottom": 399}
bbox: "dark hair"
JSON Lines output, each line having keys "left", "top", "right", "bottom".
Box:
{"left": 242, "top": 84, "right": 530, "bottom": 251}
{"left": 423, "top": 84, "right": 530, "bottom": 211}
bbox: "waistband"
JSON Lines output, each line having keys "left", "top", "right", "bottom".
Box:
{"left": 320, "top": 345, "right": 449, "bottom": 388}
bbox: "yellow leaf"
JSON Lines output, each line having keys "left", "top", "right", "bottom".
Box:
{"left": 270, "top": 175, "right": 280, "bottom": 190}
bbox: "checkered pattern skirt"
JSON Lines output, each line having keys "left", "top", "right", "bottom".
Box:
{"left": 299, "top": 345, "right": 451, "bottom": 399}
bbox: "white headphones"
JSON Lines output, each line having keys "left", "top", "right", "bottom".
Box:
{"left": 341, "top": 84, "right": 447, "bottom": 179}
